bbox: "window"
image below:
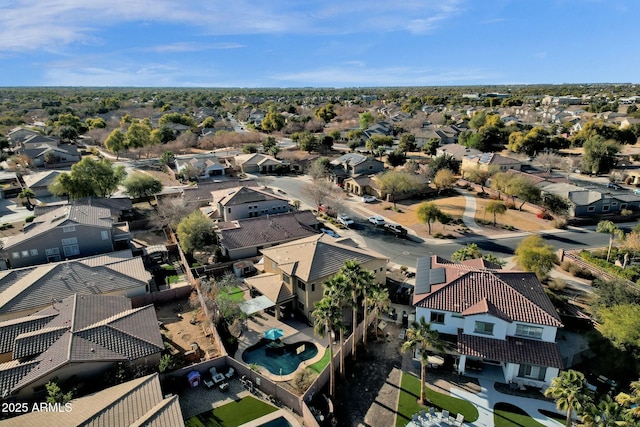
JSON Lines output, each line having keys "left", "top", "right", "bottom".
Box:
{"left": 430, "top": 312, "right": 445, "bottom": 324}
{"left": 21, "top": 250, "right": 29, "bottom": 257}
{"left": 45, "top": 248, "right": 59, "bottom": 256}
{"left": 63, "top": 245, "right": 79, "bottom": 257}
{"left": 297, "top": 279, "right": 306, "bottom": 291}
{"left": 311, "top": 283, "right": 315, "bottom": 292}
{"left": 30, "top": 249, "right": 38, "bottom": 256}
{"left": 587, "top": 206, "right": 595, "bottom": 212}
{"left": 227, "top": 208, "right": 231, "bottom": 213}
{"left": 612, "top": 202, "right": 617, "bottom": 206}
{"left": 603, "top": 205, "right": 610, "bottom": 212}
{"left": 12, "top": 252, "right": 20, "bottom": 259}
{"left": 518, "top": 364, "right": 547, "bottom": 381}
{"left": 282, "top": 273, "right": 290, "bottom": 284}
{"left": 62, "top": 225, "right": 76, "bottom": 233}
{"left": 101, "top": 231, "right": 109, "bottom": 240}
{"left": 474, "top": 321, "right": 494, "bottom": 335}
{"left": 61, "top": 237, "right": 78, "bottom": 245}
{"left": 515, "top": 324, "right": 543, "bottom": 339}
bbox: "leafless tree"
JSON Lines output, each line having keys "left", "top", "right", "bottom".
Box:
{"left": 302, "top": 179, "right": 336, "bottom": 208}
{"left": 150, "top": 198, "right": 195, "bottom": 230}
{"left": 536, "top": 152, "right": 565, "bottom": 172}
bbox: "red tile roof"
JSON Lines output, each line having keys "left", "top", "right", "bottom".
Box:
{"left": 458, "top": 330, "right": 563, "bottom": 368}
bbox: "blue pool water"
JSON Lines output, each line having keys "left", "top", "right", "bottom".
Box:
{"left": 258, "top": 416, "right": 293, "bottom": 427}
{"left": 242, "top": 339, "right": 318, "bottom": 375}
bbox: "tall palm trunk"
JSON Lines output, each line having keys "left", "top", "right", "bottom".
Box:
{"left": 363, "top": 298, "right": 368, "bottom": 348}
{"left": 607, "top": 236, "right": 613, "bottom": 262}
{"left": 352, "top": 295, "right": 358, "bottom": 360}
{"left": 419, "top": 360, "right": 426, "bottom": 405}
{"left": 327, "top": 319, "right": 335, "bottom": 397}
{"left": 565, "top": 406, "right": 572, "bottom": 427}
{"left": 339, "top": 329, "right": 345, "bottom": 379}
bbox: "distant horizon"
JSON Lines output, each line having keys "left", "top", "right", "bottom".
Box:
{"left": 0, "top": 82, "right": 638, "bottom": 90}
{"left": 1, "top": 1, "right": 638, "bottom": 87}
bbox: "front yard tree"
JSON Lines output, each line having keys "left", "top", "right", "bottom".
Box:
{"left": 123, "top": 173, "right": 163, "bottom": 202}
{"left": 597, "top": 303, "right": 640, "bottom": 356}
{"left": 18, "top": 188, "right": 36, "bottom": 208}
{"left": 262, "top": 107, "right": 286, "bottom": 132}
{"left": 125, "top": 121, "right": 152, "bottom": 159}
{"left": 398, "top": 133, "right": 417, "bottom": 153}
{"left": 582, "top": 135, "right": 620, "bottom": 175}
{"left": 303, "top": 179, "right": 335, "bottom": 208}
{"left": 377, "top": 170, "right": 422, "bottom": 209}
{"left": 429, "top": 153, "right": 460, "bottom": 175}
{"left": 401, "top": 317, "right": 444, "bottom": 406}
{"left": 386, "top": 150, "right": 406, "bottom": 167}
{"left": 514, "top": 235, "right": 558, "bottom": 280}
{"left": 176, "top": 211, "right": 215, "bottom": 255}
{"left": 307, "top": 157, "right": 332, "bottom": 181}
{"left": 339, "top": 260, "right": 375, "bottom": 361}
{"left": 314, "top": 104, "right": 337, "bottom": 123}
{"left": 544, "top": 370, "right": 592, "bottom": 427}
{"left": 366, "top": 284, "right": 390, "bottom": 340}
{"left": 485, "top": 200, "right": 507, "bottom": 226}
{"left": 298, "top": 132, "right": 319, "bottom": 153}
{"left": 359, "top": 112, "right": 375, "bottom": 129}
{"left": 580, "top": 395, "right": 627, "bottom": 426}
{"left": 313, "top": 296, "right": 341, "bottom": 397}
{"left": 451, "top": 243, "right": 482, "bottom": 261}
{"left": 417, "top": 202, "right": 444, "bottom": 235}
{"left": 50, "top": 157, "right": 125, "bottom": 200}
{"left": 104, "top": 128, "right": 127, "bottom": 160}
{"left": 463, "top": 165, "right": 497, "bottom": 193}
{"left": 433, "top": 168, "right": 456, "bottom": 193}
{"left": 596, "top": 220, "right": 624, "bottom": 262}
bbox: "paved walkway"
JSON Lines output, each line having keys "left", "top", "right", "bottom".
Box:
{"left": 459, "top": 190, "right": 484, "bottom": 234}
{"left": 449, "top": 379, "right": 562, "bottom": 427}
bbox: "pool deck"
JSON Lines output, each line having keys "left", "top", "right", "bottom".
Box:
{"left": 235, "top": 312, "right": 328, "bottom": 382}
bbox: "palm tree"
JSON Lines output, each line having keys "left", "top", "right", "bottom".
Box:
{"left": 313, "top": 296, "right": 341, "bottom": 397}
{"left": 416, "top": 202, "right": 444, "bottom": 235}
{"left": 579, "top": 395, "right": 628, "bottom": 427}
{"left": 366, "top": 284, "right": 390, "bottom": 340}
{"left": 451, "top": 243, "right": 482, "bottom": 261}
{"left": 486, "top": 199, "right": 507, "bottom": 226}
{"left": 596, "top": 220, "right": 624, "bottom": 262}
{"left": 18, "top": 188, "right": 36, "bottom": 208}
{"left": 339, "top": 260, "right": 375, "bottom": 361}
{"left": 400, "top": 316, "right": 444, "bottom": 405}
{"left": 544, "top": 369, "right": 593, "bottom": 427}
{"left": 616, "top": 379, "right": 640, "bottom": 420}
{"left": 323, "top": 275, "right": 349, "bottom": 379}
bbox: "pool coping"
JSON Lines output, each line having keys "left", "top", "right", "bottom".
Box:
{"left": 247, "top": 340, "right": 327, "bottom": 383}
{"left": 238, "top": 408, "right": 301, "bottom": 427}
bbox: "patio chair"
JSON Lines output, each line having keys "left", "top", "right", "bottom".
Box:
{"left": 455, "top": 413, "right": 464, "bottom": 426}
{"left": 209, "top": 367, "right": 218, "bottom": 378}
{"left": 203, "top": 378, "right": 214, "bottom": 389}
{"left": 419, "top": 410, "right": 427, "bottom": 418}
{"left": 428, "top": 407, "right": 435, "bottom": 416}
{"left": 226, "top": 367, "right": 235, "bottom": 379}
{"left": 441, "top": 410, "right": 449, "bottom": 424}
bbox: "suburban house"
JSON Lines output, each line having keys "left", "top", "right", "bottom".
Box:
{"left": 211, "top": 186, "right": 290, "bottom": 221}
{"left": 362, "top": 121, "right": 394, "bottom": 139}
{"left": 0, "top": 294, "right": 164, "bottom": 400}
{"left": 0, "top": 373, "right": 184, "bottom": 427}
{"left": 539, "top": 182, "right": 640, "bottom": 217}
{"left": 3, "top": 205, "right": 131, "bottom": 268}
{"left": 343, "top": 175, "right": 377, "bottom": 196}
{"left": 216, "top": 211, "right": 319, "bottom": 260}
{"left": 174, "top": 153, "right": 232, "bottom": 179}
{"left": 233, "top": 153, "right": 284, "bottom": 174}
{"left": 0, "top": 250, "right": 152, "bottom": 321}
{"left": 245, "top": 234, "right": 387, "bottom": 322}
{"left": 413, "top": 256, "right": 563, "bottom": 388}
{"left": 0, "top": 171, "right": 21, "bottom": 199}
{"left": 462, "top": 153, "right": 522, "bottom": 172}
{"left": 21, "top": 144, "right": 81, "bottom": 167}
{"left": 329, "top": 153, "right": 385, "bottom": 186}
{"left": 7, "top": 127, "right": 43, "bottom": 146}
{"left": 182, "top": 179, "right": 259, "bottom": 209}
{"left": 34, "top": 197, "right": 134, "bottom": 222}
{"left": 21, "top": 170, "right": 61, "bottom": 198}
{"left": 436, "top": 144, "right": 482, "bottom": 162}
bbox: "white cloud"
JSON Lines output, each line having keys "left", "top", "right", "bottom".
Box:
{"left": 0, "top": 0, "right": 467, "bottom": 52}
{"left": 146, "top": 42, "right": 245, "bottom": 53}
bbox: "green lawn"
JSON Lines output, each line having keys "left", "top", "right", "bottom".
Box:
{"left": 494, "top": 402, "right": 546, "bottom": 427}
{"left": 219, "top": 286, "right": 245, "bottom": 302}
{"left": 396, "top": 373, "right": 479, "bottom": 427}
{"left": 309, "top": 348, "right": 329, "bottom": 373}
{"left": 185, "top": 396, "right": 277, "bottom": 427}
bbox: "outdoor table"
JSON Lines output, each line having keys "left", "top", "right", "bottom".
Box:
{"left": 213, "top": 373, "right": 226, "bottom": 384}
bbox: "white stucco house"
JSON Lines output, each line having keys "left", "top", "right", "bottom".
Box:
{"left": 413, "top": 256, "right": 564, "bottom": 388}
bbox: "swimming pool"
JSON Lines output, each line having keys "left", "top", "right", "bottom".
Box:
{"left": 258, "top": 416, "right": 293, "bottom": 427}
{"left": 242, "top": 339, "right": 318, "bottom": 375}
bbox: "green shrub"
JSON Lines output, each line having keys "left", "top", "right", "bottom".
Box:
{"left": 579, "top": 251, "right": 640, "bottom": 282}
{"left": 553, "top": 218, "right": 568, "bottom": 229}
{"left": 25, "top": 215, "right": 35, "bottom": 223}
{"left": 434, "top": 232, "right": 444, "bottom": 238}
{"left": 621, "top": 209, "right": 633, "bottom": 216}
{"left": 383, "top": 205, "right": 392, "bottom": 210}
{"left": 547, "top": 277, "right": 567, "bottom": 291}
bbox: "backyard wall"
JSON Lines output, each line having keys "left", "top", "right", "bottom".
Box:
{"left": 130, "top": 284, "right": 193, "bottom": 307}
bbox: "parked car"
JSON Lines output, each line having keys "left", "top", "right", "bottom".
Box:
{"left": 368, "top": 215, "right": 385, "bottom": 226}
{"left": 317, "top": 204, "right": 336, "bottom": 217}
{"left": 320, "top": 228, "right": 340, "bottom": 238}
{"left": 384, "top": 223, "right": 408, "bottom": 237}
{"left": 337, "top": 214, "right": 354, "bottom": 227}
{"left": 362, "top": 195, "right": 377, "bottom": 203}
{"left": 606, "top": 182, "right": 622, "bottom": 190}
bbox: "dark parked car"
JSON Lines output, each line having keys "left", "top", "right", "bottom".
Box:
{"left": 384, "top": 223, "right": 408, "bottom": 237}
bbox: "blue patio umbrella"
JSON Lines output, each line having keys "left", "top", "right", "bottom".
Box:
{"left": 264, "top": 328, "right": 284, "bottom": 340}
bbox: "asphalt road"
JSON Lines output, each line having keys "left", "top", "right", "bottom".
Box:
{"left": 259, "top": 175, "right": 616, "bottom": 267}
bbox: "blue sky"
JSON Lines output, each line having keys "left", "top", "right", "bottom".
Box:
{"left": 0, "top": 0, "right": 637, "bottom": 87}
